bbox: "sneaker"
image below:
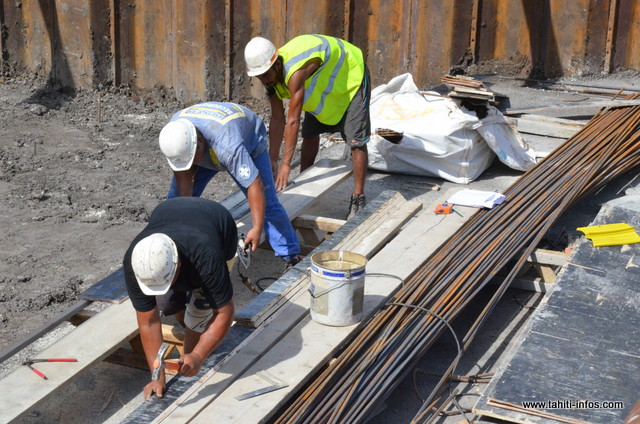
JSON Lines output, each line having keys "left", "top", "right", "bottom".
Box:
{"left": 347, "top": 193, "right": 366, "bottom": 220}
{"left": 282, "top": 254, "right": 303, "bottom": 274}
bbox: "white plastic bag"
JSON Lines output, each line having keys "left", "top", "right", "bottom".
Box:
{"left": 368, "top": 73, "right": 536, "bottom": 183}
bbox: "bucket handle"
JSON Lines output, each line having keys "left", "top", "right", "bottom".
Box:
{"left": 308, "top": 280, "right": 352, "bottom": 299}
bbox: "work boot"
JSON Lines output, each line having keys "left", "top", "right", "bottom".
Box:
{"left": 282, "top": 254, "right": 303, "bottom": 275}
{"left": 347, "top": 193, "right": 366, "bottom": 220}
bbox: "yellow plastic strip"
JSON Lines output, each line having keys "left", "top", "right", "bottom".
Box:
{"left": 576, "top": 223, "right": 640, "bottom": 247}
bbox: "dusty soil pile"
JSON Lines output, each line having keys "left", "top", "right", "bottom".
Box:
{"left": 0, "top": 76, "right": 268, "bottom": 351}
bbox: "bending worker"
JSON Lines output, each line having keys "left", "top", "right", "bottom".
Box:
{"left": 123, "top": 197, "right": 237, "bottom": 399}
{"left": 158, "top": 101, "right": 301, "bottom": 269}
{"left": 244, "top": 34, "right": 371, "bottom": 219}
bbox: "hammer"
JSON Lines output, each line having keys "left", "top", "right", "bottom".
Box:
{"left": 151, "top": 342, "right": 181, "bottom": 380}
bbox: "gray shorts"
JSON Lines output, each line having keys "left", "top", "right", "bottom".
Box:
{"left": 157, "top": 288, "right": 213, "bottom": 333}
{"left": 301, "top": 65, "right": 371, "bottom": 148}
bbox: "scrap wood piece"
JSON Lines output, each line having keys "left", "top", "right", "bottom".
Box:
{"left": 441, "top": 74, "right": 485, "bottom": 88}
{"left": 152, "top": 192, "right": 426, "bottom": 423}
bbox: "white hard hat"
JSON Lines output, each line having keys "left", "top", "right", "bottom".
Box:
{"left": 131, "top": 233, "right": 179, "bottom": 296}
{"left": 159, "top": 118, "right": 198, "bottom": 171}
{"left": 245, "top": 36, "right": 278, "bottom": 77}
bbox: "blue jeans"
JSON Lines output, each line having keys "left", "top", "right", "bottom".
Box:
{"left": 167, "top": 150, "right": 300, "bottom": 258}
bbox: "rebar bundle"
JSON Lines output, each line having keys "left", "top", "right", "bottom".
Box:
{"left": 273, "top": 97, "right": 640, "bottom": 424}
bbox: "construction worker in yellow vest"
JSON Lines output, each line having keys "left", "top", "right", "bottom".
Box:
{"left": 244, "top": 34, "right": 371, "bottom": 219}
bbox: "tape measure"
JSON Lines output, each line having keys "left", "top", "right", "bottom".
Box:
{"left": 435, "top": 203, "right": 453, "bottom": 214}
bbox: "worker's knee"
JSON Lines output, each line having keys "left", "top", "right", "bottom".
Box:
{"left": 184, "top": 289, "right": 214, "bottom": 333}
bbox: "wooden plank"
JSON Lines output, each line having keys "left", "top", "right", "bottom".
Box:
{"left": 505, "top": 115, "right": 586, "bottom": 139}
{"left": 292, "top": 214, "right": 346, "bottom": 233}
{"left": 0, "top": 301, "right": 138, "bottom": 423}
{"left": 0, "top": 300, "right": 91, "bottom": 363}
{"left": 527, "top": 248, "right": 568, "bottom": 266}
{"left": 78, "top": 268, "right": 128, "bottom": 303}
{"left": 151, "top": 192, "right": 427, "bottom": 423}
{"left": 504, "top": 100, "right": 640, "bottom": 117}
{"left": 188, "top": 195, "right": 473, "bottom": 423}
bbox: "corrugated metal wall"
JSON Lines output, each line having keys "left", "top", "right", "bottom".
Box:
{"left": 1, "top": 0, "right": 638, "bottom": 102}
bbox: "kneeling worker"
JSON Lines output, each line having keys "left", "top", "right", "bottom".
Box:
{"left": 123, "top": 197, "right": 237, "bottom": 399}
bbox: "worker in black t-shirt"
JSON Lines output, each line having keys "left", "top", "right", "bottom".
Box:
{"left": 123, "top": 197, "right": 237, "bottom": 400}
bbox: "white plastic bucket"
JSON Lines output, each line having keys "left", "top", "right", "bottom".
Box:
{"left": 309, "top": 250, "right": 367, "bottom": 326}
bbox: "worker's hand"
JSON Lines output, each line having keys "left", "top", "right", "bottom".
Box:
{"left": 275, "top": 163, "right": 291, "bottom": 191}
{"left": 143, "top": 379, "right": 166, "bottom": 400}
{"left": 179, "top": 352, "right": 204, "bottom": 377}
{"left": 270, "top": 158, "right": 279, "bottom": 179}
{"left": 244, "top": 228, "right": 260, "bottom": 252}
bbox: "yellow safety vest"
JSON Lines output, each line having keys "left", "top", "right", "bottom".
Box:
{"left": 274, "top": 34, "right": 364, "bottom": 125}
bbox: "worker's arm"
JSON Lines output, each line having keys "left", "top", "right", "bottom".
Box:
{"left": 173, "top": 170, "right": 194, "bottom": 197}
{"left": 243, "top": 176, "right": 266, "bottom": 252}
{"left": 275, "top": 59, "right": 321, "bottom": 191}
{"left": 268, "top": 95, "right": 286, "bottom": 175}
{"left": 180, "top": 300, "right": 235, "bottom": 377}
{"left": 136, "top": 307, "right": 167, "bottom": 400}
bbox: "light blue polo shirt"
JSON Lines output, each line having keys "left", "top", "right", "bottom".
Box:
{"left": 170, "top": 102, "right": 268, "bottom": 188}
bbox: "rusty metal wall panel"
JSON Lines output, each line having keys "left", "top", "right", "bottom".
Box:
{"left": 20, "top": 1, "right": 51, "bottom": 77}
{"left": 350, "top": 0, "right": 413, "bottom": 87}
{"left": 411, "top": 1, "right": 475, "bottom": 87}
{"left": 285, "top": 0, "right": 346, "bottom": 40}
{"left": 53, "top": 0, "right": 93, "bottom": 88}
{"left": 613, "top": 0, "right": 640, "bottom": 70}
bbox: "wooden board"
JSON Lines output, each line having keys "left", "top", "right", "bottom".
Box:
{"left": 187, "top": 192, "right": 475, "bottom": 423}
{"left": 475, "top": 197, "right": 640, "bottom": 424}
{"left": 78, "top": 268, "right": 128, "bottom": 303}
{"left": 504, "top": 114, "right": 586, "bottom": 139}
{"left": 0, "top": 300, "right": 139, "bottom": 423}
{"left": 504, "top": 100, "right": 640, "bottom": 117}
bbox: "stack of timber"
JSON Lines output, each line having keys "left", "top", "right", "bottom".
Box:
{"left": 442, "top": 74, "right": 495, "bottom": 101}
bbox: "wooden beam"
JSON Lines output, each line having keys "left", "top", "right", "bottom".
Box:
{"left": 527, "top": 248, "right": 568, "bottom": 266}
{"left": 504, "top": 100, "right": 640, "bottom": 117}
{"left": 504, "top": 115, "right": 586, "bottom": 139}
{"left": 292, "top": 214, "right": 346, "bottom": 233}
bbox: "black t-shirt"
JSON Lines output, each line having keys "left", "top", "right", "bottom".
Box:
{"left": 123, "top": 197, "right": 237, "bottom": 312}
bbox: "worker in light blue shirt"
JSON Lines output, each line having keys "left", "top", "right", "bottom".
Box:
{"left": 158, "top": 102, "right": 300, "bottom": 266}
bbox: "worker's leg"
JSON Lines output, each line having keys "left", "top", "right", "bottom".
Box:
{"left": 182, "top": 289, "right": 214, "bottom": 353}
{"left": 300, "top": 135, "right": 320, "bottom": 172}
{"left": 230, "top": 151, "right": 300, "bottom": 259}
{"left": 342, "top": 65, "right": 371, "bottom": 218}
{"left": 166, "top": 166, "right": 217, "bottom": 198}
{"left": 351, "top": 144, "right": 368, "bottom": 195}
{"left": 300, "top": 112, "right": 330, "bottom": 172}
